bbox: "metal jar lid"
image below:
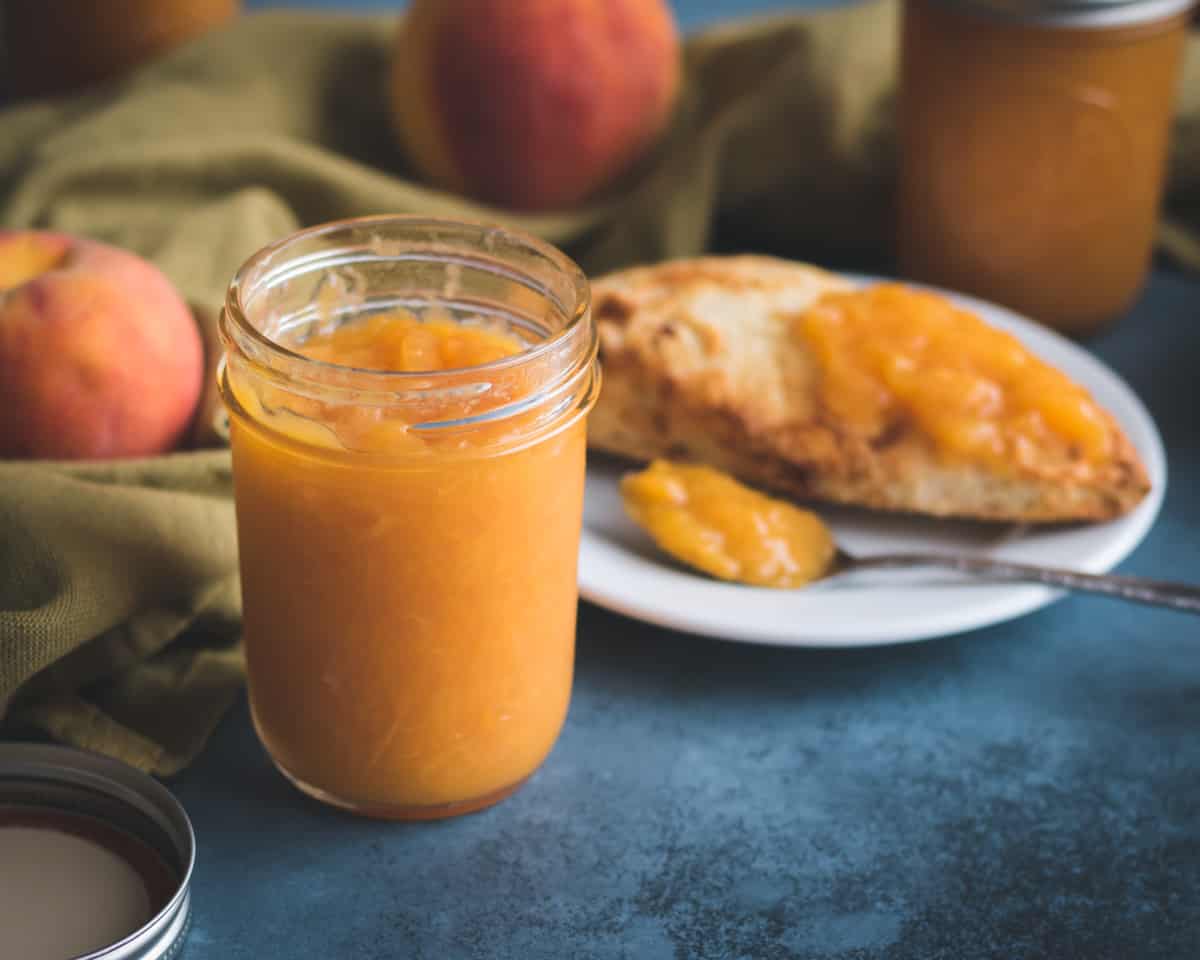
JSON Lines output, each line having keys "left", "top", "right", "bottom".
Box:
{"left": 940, "top": 0, "right": 1196, "bottom": 27}
{"left": 0, "top": 743, "right": 195, "bottom": 960}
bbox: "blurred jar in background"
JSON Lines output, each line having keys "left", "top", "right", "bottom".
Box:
{"left": 2, "top": 0, "right": 240, "bottom": 99}
{"left": 897, "top": 0, "right": 1194, "bottom": 335}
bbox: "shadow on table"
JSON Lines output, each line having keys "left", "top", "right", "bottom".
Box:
{"left": 177, "top": 607, "right": 986, "bottom": 839}
{"left": 573, "top": 598, "right": 992, "bottom": 707}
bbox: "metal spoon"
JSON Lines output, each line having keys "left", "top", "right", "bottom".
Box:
{"left": 824, "top": 547, "right": 1200, "bottom": 614}
{"left": 619, "top": 462, "right": 1198, "bottom": 613}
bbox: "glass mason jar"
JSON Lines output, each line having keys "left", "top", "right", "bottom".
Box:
{"left": 897, "top": 0, "right": 1194, "bottom": 335}
{"left": 218, "top": 217, "right": 599, "bottom": 820}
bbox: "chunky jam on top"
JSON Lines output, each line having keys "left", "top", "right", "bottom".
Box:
{"left": 297, "top": 309, "right": 523, "bottom": 372}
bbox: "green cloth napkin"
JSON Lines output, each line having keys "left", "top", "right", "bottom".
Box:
{"left": 2, "top": 2, "right": 1198, "bottom": 774}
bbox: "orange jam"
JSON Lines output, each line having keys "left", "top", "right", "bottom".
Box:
{"left": 898, "top": 0, "right": 1192, "bottom": 334}
{"left": 298, "top": 310, "right": 523, "bottom": 371}
{"left": 797, "top": 284, "right": 1112, "bottom": 471}
{"left": 621, "top": 460, "right": 835, "bottom": 589}
{"left": 219, "top": 218, "right": 596, "bottom": 820}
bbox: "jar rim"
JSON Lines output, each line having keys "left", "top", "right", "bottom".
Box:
{"left": 223, "top": 214, "right": 591, "bottom": 387}
{"left": 219, "top": 215, "right": 598, "bottom": 454}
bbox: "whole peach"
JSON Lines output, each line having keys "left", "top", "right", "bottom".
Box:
{"left": 391, "top": 0, "right": 681, "bottom": 212}
{"left": 0, "top": 231, "right": 204, "bottom": 460}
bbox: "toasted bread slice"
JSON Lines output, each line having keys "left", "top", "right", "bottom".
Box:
{"left": 589, "top": 256, "right": 1150, "bottom": 523}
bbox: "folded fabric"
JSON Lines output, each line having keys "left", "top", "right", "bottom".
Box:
{"left": 1, "top": 2, "right": 1197, "bottom": 773}
{"left": 0, "top": 449, "right": 240, "bottom": 774}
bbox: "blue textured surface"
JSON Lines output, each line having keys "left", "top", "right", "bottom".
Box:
{"left": 172, "top": 294, "right": 1200, "bottom": 955}
{"left": 173, "top": 0, "right": 1198, "bottom": 956}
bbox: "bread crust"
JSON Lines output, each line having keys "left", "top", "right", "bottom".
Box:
{"left": 589, "top": 256, "right": 1150, "bottom": 523}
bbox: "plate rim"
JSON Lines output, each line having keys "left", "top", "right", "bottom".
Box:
{"left": 577, "top": 275, "right": 1168, "bottom": 648}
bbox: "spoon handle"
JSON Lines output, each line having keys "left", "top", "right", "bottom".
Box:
{"left": 847, "top": 552, "right": 1200, "bottom": 614}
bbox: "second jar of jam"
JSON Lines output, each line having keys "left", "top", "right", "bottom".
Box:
{"left": 897, "top": 0, "right": 1194, "bottom": 335}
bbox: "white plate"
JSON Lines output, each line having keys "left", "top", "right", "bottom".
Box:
{"left": 577, "top": 279, "right": 1167, "bottom": 648}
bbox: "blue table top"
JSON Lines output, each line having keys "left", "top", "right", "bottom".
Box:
{"left": 170, "top": 2, "right": 1199, "bottom": 957}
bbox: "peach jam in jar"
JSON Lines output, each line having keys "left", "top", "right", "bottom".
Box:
{"left": 219, "top": 217, "right": 598, "bottom": 820}
{"left": 898, "top": 0, "right": 1193, "bottom": 334}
